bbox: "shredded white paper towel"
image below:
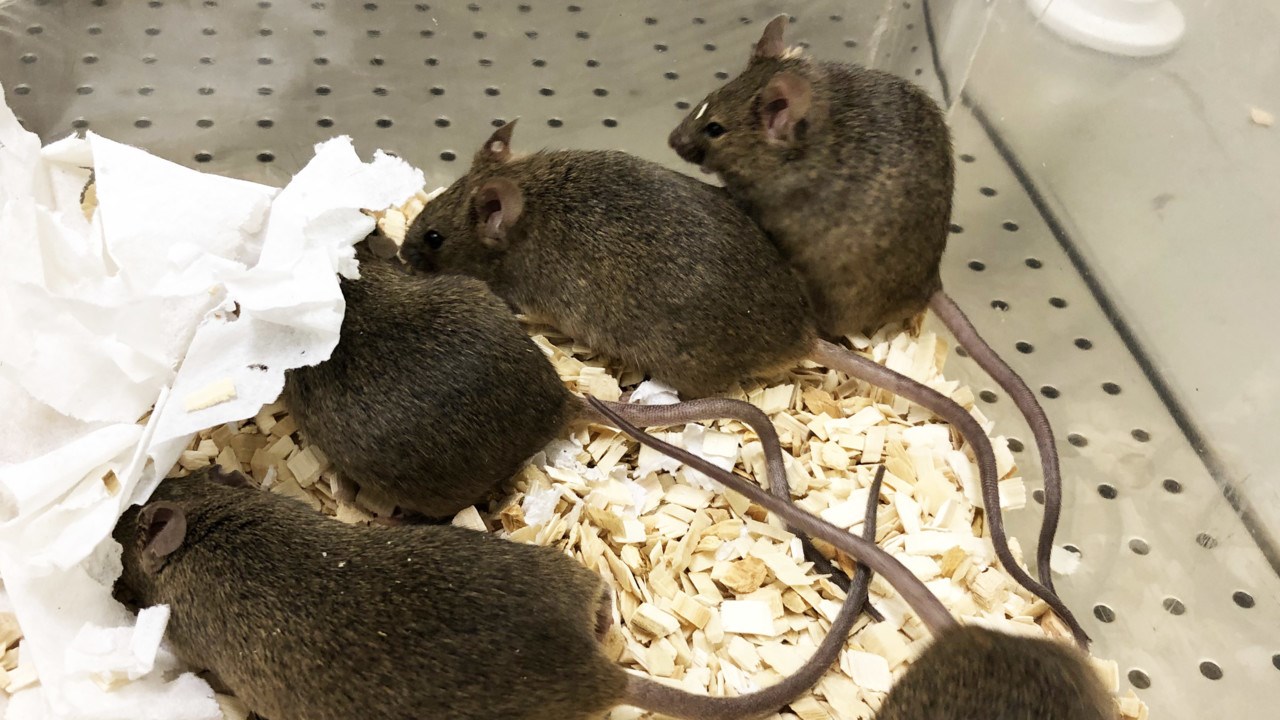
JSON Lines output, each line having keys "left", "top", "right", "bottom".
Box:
{"left": 0, "top": 81, "right": 424, "bottom": 719}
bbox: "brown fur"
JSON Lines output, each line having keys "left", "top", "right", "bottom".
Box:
{"left": 112, "top": 471, "right": 624, "bottom": 720}
{"left": 401, "top": 134, "right": 815, "bottom": 397}
{"left": 282, "top": 256, "right": 576, "bottom": 517}
{"left": 669, "top": 42, "right": 953, "bottom": 337}
{"left": 876, "top": 626, "right": 1117, "bottom": 720}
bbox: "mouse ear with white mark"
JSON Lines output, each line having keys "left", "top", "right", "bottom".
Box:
{"left": 136, "top": 501, "right": 187, "bottom": 575}
{"left": 760, "top": 72, "right": 812, "bottom": 144}
{"left": 474, "top": 177, "right": 524, "bottom": 249}
{"left": 753, "top": 14, "right": 789, "bottom": 60}
{"left": 476, "top": 119, "right": 519, "bottom": 166}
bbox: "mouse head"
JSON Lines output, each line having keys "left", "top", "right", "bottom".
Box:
{"left": 400, "top": 121, "right": 527, "bottom": 284}
{"left": 668, "top": 15, "right": 819, "bottom": 182}
{"left": 112, "top": 466, "right": 252, "bottom": 609}
{"left": 113, "top": 499, "right": 187, "bottom": 609}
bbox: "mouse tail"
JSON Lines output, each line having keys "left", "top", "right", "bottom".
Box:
{"left": 621, "top": 471, "right": 885, "bottom": 719}
{"left": 587, "top": 397, "right": 956, "bottom": 635}
{"left": 928, "top": 290, "right": 1062, "bottom": 594}
{"left": 585, "top": 397, "right": 853, "bottom": 592}
{"left": 808, "top": 339, "right": 1090, "bottom": 649}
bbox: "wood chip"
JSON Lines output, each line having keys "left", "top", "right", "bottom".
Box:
{"left": 712, "top": 556, "right": 769, "bottom": 595}
{"left": 719, "top": 600, "right": 778, "bottom": 636}
{"left": 632, "top": 603, "right": 682, "bottom": 638}
{"left": 184, "top": 377, "right": 237, "bottom": 411}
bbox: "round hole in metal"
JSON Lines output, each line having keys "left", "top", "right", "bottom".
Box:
{"left": 194, "top": 152, "right": 213, "bottom": 163}
{"left": 1049, "top": 297, "right": 1067, "bottom": 308}
{"left": 376, "top": 118, "right": 393, "bottom": 128}
{"left": 1098, "top": 484, "right": 1117, "bottom": 499}
{"left": 968, "top": 260, "right": 985, "bottom": 271}
{"left": 1025, "top": 257, "right": 1043, "bottom": 269}
{"left": 1074, "top": 338, "right": 1093, "bottom": 350}
{"left": 603, "top": 118, "right": 618, "bottom": 128}
{"left": 1015, "top": 341, "right": 1033, "bottom": 354}
{"left": 1131, "top": 428, "right": 1151, "bottom": 442}
{"left": 1040, "top": 385, "right": 1060, "bottom": 399}
{"left": 1068, "top": 433, "right": 1088, "bottom": 447}
{"left": 256, "top": 152, "right": 275, "bottom": 163}
{"left": 978, "top": 390, "right": 997, "bottom": 403}
{"left": 1006, "top": 438, "right": 1024, "bottom": 452}
{"left": 1032, "top": 488, "right": 1044, "bottom": 504}
{"left": 196, "top": 118, "right": 214, "bottom": 128}
{"left": 134, "top": 118, "right": 152, "bottom": 128}
{"left": 440, "top": 151, "right": 456, "bottom": 162}
{"left": 991, "top": 299, "right": 1009, "bottom": 311}
{"left": 1103, "top": 382, "right": 1121, "bottom": 395}
{"left": 1199, "top": 662, "right": 1223, "bottom": 681}
{"left": 1128, "top": 670, "right": 1151, "bottom": 689}
{"left": 1128, "top": 538, "right": 1149, "bottom": 555}
{"left": 1162, "top": 478, "right": 1182, "bottom": 493}
{"left": 1233, "top": 591, "right": 1255, "bottom": 609}
{"left": 949, "top": 223, "right": 963, "bottom": 233}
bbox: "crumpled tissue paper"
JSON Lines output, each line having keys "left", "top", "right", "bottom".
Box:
{"left": 0, "top": 81, "right": 424, "bottom": 719}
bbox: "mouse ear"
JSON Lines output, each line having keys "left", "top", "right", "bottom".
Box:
{"left": 136, "top": 501, "right": 187, "bottom": 575}
{"left": 753, "top": 14, "right": 789, "bottom": 60}
{"left": 474, "top": 178, "right": 524, "bottom": 249}
{"left": 476, "top": 119, "right": 519, "bottom": 166}
{"left": 760, "top": 72, "right": 812, "bottom": 144}
{"left": 207, "top": 464, "right": 255, "bottom": 489}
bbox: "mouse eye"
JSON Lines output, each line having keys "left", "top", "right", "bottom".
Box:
{"left": 703, "top": 122, "right": 727, "bottom": 138}
{"left": 425, "top": 229, "right": 445, "bottom": 250}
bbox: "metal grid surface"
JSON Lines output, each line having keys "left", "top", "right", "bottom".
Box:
{"left": 3, "top": 1, "right": 1278, "bottom": 718}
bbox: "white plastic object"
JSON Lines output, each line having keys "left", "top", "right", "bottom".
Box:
{"left": 1025, "top": 0, "right": 1186, "bottom": 57}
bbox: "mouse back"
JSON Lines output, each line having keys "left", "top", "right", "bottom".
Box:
{"left": 670, "top": 16, "right": 954, "bottom": 336}
{"left": 113, "top": 471, "right": 627, "bottom": 720}
{"left": 282, "top": 258, "right": 576, "bottom": 517}
{"left": 403, "top": 123, "right": 816, "bottom": 396}
{"left": 875, "top": 626, "right": 1115, "bottom": 720}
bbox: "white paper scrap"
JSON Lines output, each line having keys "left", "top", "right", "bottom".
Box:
{"left": 0, "top": 80, "right": 424, "bottom": 719}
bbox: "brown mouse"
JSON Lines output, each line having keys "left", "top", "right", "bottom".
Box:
{"left": 596, "top": 400, "right": 1115, "bottom": 720}
{"left": 111, "top": 465, "right": 886, "bottom": 720}
{"left": 399, "top": 123, "right": 1087, "bottom": 644}
{"left": 282, "top": 247, "right": 842, "bottom": 581}
{"left": 669, "top": 15, "right": 1068, "bottom": 605}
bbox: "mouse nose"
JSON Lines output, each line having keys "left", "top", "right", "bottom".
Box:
{"left": 668, "top": 129, "right": 705, "bottom": 164}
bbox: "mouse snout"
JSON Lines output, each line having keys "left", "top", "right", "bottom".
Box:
{"left": 399, "top": 241, "right": 436, "bottom": 273}
{"left": 668, "top": 128, "right": 706, "bottom": 166}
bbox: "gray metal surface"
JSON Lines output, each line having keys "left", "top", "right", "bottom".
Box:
{"left": 3, "top": 1, "right": 1277, "bottom": 718}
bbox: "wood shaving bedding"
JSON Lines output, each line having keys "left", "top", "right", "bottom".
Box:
{"left": 156, "top": 202, "right": 1150, "bottom": 719}
{"left": 170, "top": 323, "right": 1146, "bottom": 720}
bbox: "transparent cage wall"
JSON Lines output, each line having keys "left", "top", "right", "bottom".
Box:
{"left": 2, "top": 1, "right": 1277, "bottom": 717}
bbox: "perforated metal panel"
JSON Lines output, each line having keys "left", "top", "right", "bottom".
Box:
{"left": 3, "top": 1, "right": 1277, "bottom": 718}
